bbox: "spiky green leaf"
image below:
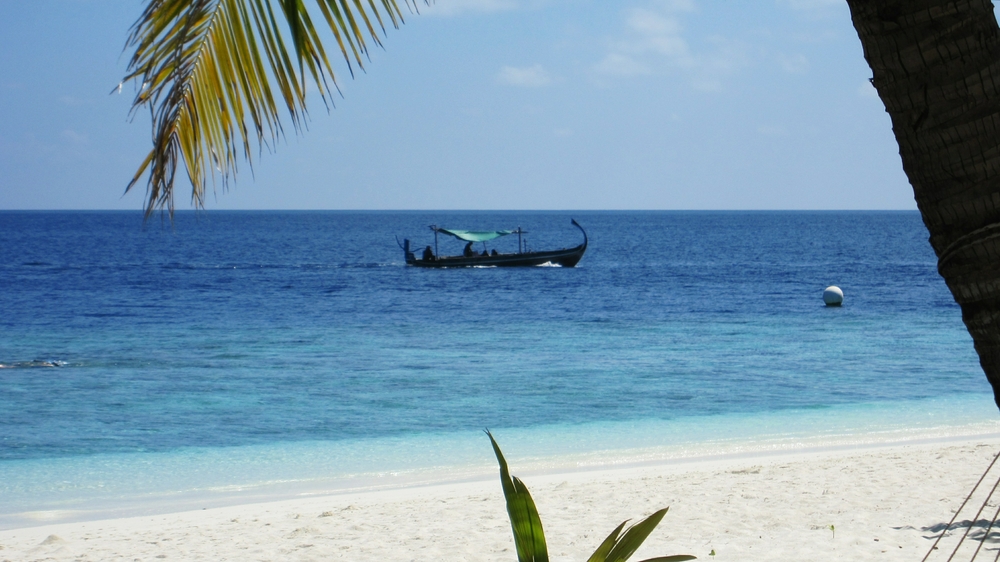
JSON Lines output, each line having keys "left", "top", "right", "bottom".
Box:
{"left": 590, "top": 513, "right": 697, "bottom": 562}
{"left": 587, "top": 521, "right": 628, "bottom": 562}
{"left": 487, "top": 430, "right": 549, "bottom": 562}
{"left": 605, "top": 509, "right": 673, "bottom": 562}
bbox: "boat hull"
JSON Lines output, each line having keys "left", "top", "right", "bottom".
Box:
{"left": 406, "top": 244, "right": 586, "bottom": 268}
{"left": 403, "top": 219, "right": 588, "bottom": 268}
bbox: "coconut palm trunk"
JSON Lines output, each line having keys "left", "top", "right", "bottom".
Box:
{"left": 846, "top": 0, "right": 1000, "bottom": 410}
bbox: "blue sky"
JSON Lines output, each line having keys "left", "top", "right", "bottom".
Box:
{"left": 1, "top": 0, "right": 919, "bottom": 210}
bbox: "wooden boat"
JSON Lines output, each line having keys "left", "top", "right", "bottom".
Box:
{"left": 402, "top": 219, "right": 587, "bottom": 268}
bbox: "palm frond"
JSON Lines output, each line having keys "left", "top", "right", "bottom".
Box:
{"left": 121, "top": 0, "right": 415, "bottom": 217}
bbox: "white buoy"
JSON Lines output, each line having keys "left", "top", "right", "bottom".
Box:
{"left": 823, "top": 286, "right": 844, "bottom": 307}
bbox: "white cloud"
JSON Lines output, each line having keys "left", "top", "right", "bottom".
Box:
{"left": 653, "top": 0, "right": 695, "bottom": 12}
{"left": 497, "top": 64, "right": 553, "bottom": 87}
{"left": 627, "top": 8, "right": 681, "bottom": 36}
{"left": 594, "top": 2, "right": 745, "bottom": 90}
{"left": 425, "top": 0, "right": 517, "bottom": 16}
{"left": 619, "top": 8, "right": 693, "bottom": 65}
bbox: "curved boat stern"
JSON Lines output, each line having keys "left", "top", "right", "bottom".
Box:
{"left": 402, "top": 238, "right": 416, "bottom": 265}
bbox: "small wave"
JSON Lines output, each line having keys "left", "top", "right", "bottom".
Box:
{"left": 536, "top": 262, "right": 563, "bottom": 267}
{"left": 22, "top": 261, "right": 52, "bottom": 267}
{"left": 161, "top": 262, "right": 198, "bottom": 270}
{"left": 0, "top": 360, "right": 67, "bottom": 369}
{"left": 81, "top": 312, "right": 135, "bottom": 318}
{"left": 340, "top": 263, "right": 394, "bottom": 269}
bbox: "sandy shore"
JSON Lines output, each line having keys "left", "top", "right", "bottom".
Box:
{"left": 3, "top": 436, "right": 1000, "bottom": 561}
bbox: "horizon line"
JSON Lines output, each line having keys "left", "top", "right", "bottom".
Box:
{"left": 0, "top": 208, "right": 923, "bottom": 213}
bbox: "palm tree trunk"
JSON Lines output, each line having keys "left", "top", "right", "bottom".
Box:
{"left": 846, "top": 0, "right": 1000, "bottom": 409}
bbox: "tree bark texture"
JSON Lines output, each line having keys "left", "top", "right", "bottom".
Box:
{"left": 847, "top": 0, "right": 1000, "bottom": 409}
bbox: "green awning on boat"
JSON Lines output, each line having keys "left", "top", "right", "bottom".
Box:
{"left": 433, "top": 228, "right": 514, "bottom": 242}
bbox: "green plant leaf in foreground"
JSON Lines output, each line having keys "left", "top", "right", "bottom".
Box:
{"left": 487, "top": 430, "right": 548, "bottom": 562}
{"left": 588, "top": 508, "right": 696, "bottom": 562}
{"left": 486, "top": 430, "right": 696, "bottom": 562}
{"left": 587, "top": 520, "right": 628, "bottom": 562}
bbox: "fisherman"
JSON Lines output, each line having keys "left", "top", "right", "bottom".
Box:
{"left": 422, "top": 245, "right": 434, "bottom": 261}
{"left": 463, "top": 241, "right": 474, "bottom": 257}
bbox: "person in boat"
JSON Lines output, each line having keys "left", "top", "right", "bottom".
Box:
{"left": 481, "top": 249, "right": 489, "bottom": 257}
{"left": 491, "top": 249, "right": 498, "bottom": 256}
{"left": 463, "top": 242, "right": 474, "bottom": 257}
{"left": 422, "top": 246, "right": 434, "bottom": 261}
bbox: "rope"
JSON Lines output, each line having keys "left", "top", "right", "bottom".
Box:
{"left": 923, "top": 448, "right": 1000, "bottom": 562}
{"left": 969, "top": 499, "right": 1000, "bottom": 561}
{"left": 946, "top": 463, "right": 1000, "bottom": 561}
{"left": 993, "top": 525, "right": 1000, "bottom": 562}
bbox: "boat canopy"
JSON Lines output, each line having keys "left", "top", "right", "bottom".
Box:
{"left": 432, "top": 227, "right": 515, "bottom": 242}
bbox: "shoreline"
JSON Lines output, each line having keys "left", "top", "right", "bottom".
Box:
{"left": 3, "top": 409, "right": 1000, "bottom": 531}
{"left": 2, "top": 433, "right": 1000, "bottom": 560}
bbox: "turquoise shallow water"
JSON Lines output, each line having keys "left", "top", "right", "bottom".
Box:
{"left": 2, "top": 395, "right": 997, "bottom": 529}
{"left": 0, "top": 211, "right": 996, "bottom": 528}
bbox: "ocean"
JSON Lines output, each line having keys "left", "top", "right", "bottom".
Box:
{"left": 0, "top": 210, "right": 996, "bottom": 529}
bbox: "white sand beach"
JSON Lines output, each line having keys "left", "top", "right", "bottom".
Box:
{"left": 3, "top": 435, "right": 1000, "bottom": 562}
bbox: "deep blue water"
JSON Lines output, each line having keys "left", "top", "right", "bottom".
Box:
{"left": 0, "top": 211, "right": 995, "bottom": 524}
{"left": 0, "top": 210, "right": 990, "bottom": 458}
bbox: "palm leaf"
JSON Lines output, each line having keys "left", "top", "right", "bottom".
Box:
{"left": 587, "top": 521, "right": 628, "bottom": 562}
{"left": 590, "top": 509, "right": 696, "bottom": 562}
{"left": 487, "top": 430, "right": 549, "bottom": 562}
{"left": 605, "top": 509, "right": 669, "bottom": 562}
{"left": 121, "top": 0, "right": 415, "bottom": 217}
{"left": 486, "top": 432, "right": 694, "bottom": 562}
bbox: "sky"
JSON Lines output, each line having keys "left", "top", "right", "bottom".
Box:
{"left": 0, "top": 0, "right": 922, "bottom": 211}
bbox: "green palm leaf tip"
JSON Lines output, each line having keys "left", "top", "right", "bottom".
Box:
{"left": 486, "top": 430, "right": 695, "bottom": 562}
{"left": 487, "top": 430, "right": 549, "bottom": 562}
{"left": 121, "top": 0, "right": 415, "bottom": 218}
{"left": 587, "top": 509, "right": 696, "bottom": 562}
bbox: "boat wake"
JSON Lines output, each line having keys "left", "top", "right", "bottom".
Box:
{"left": 0, "top": 360, "right": 67, "bottom": 369}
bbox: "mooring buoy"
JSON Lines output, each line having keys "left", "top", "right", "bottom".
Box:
{"left": 823, "top": 286, "right": 844, "bottom": 306}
